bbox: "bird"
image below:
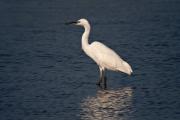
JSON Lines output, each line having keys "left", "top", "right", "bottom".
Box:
{"left": 65, "top": 18, "right": 133, "bottom": 88}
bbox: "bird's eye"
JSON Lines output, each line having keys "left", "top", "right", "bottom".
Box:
{"left": 77, "top": 20, "right": 80, "bottom": 23}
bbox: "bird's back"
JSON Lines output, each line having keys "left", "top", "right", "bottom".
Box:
{"left": 87, "top": 41, "right": 132, "bottom": 75}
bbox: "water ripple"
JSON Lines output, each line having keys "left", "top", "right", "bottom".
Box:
{"left": 80, "top": 87, "right": 133, "bottom": 120}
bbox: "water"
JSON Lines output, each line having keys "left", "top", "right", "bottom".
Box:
{"left": 0, "top": 0, "right": 180, "bottom": 120}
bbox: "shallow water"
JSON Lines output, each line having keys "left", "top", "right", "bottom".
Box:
{"left": 0, "top": 0, "right": 180, "bottom": 120}
{"left": 80, "top": 87, "right": 133, "bottom": 120}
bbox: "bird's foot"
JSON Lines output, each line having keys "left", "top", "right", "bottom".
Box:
{"left": 96, "top": 81, "right": 101, "bottom": 86}
{"left": 103, "top": 76, "right": 107, "bottom": 89}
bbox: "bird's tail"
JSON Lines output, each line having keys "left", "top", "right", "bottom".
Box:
{"left": 118, "top": 61, "right": 133, "bottom": 75}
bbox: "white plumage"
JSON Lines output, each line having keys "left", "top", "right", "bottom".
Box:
{"left": 66, "top": 18, "right": 133, "bottom": 88}
{"left": 87, "top": 41, "right": 132, "bottom": 75}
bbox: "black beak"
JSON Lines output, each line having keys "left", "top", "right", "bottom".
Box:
{"left": 65, "top": 21, "right": 77, "bottom": 25}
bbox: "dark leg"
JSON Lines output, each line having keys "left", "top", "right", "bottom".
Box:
{"left": 104, "top": 76, "right": 107, "bottom": 89}
{"left": 96, "top": 67, "right": 103, "bottom": 86}
{"left": 102, "top": 69, "right": 107, "bottom": 89}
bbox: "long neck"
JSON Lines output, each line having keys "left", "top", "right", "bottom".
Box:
{"left": 82, "top": 24, "right": 90, "bottom": 50}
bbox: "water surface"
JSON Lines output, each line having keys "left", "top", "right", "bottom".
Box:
{"left": 0, "top": 0, "right": 180, "bottom": 120}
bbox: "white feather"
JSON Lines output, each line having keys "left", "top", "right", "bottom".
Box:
{"left": 86, "top": 41, "right": 133, "bottom": 75}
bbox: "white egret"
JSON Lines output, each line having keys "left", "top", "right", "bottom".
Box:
{"left": 66, "top": 18, "right": 133, "bottom": 88}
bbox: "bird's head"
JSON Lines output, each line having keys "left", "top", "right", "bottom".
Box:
{"left": 65, "top": 18, "right": 89, "bottom": 27}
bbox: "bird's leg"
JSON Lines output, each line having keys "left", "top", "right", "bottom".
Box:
{"left": 102, "top": 69, "right": 107, "bottom": 89}
{"left": 96, "top": 67, "right": 103, "bottom": 86}
{"left": 104, "top": 76, "right": 107, "bottom": 89}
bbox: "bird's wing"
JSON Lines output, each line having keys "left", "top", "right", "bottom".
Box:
{"left": 89, "top": 41, "right": 132, "bottom": 74}
{"left": 89, "top": 41, "right": 122, "bottom": 68}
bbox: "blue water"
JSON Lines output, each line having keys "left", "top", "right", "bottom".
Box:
{"left": 0, "top": 0, "right": 180, "bottom": 120}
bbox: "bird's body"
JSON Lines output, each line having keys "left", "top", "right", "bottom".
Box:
{"left": 66, "top": 18, "right": 133, "bottom": 88}
{"left": 84, "top": 41, "right": 132, "bottom": 74}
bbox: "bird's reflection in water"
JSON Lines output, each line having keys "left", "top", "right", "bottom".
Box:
{"left": 80, "top": 87, "right": 133, "bottom": 120}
